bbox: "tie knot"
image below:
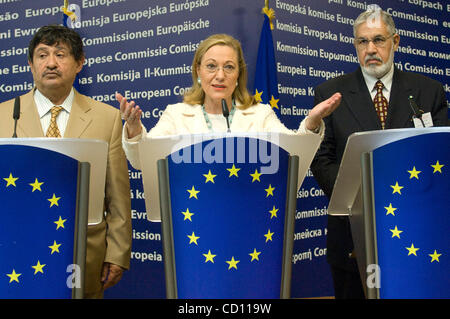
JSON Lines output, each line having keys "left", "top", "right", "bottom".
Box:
{"left": 50, "top": 106, "right": 63, "bottom": 117}
{"left": 374, "top": 80, "right": 384, "bottom": 91}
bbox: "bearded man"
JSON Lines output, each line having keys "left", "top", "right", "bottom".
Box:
{"left": 310, "top": 6, "right": 448, "bottom": 299}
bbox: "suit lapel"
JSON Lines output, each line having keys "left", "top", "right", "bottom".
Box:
{"left": 180, "top": 104, "right": 209, "bottom": 134}
{"left": 17, "top": 90, "right": 45, "bottom": 137}
{"left": 231, "top": 108, "right": 256, "bottom": 131}
{"left": 385, "top": 68, "right": 415, "bottom": 129}
{"left": 341, "top": 68, "right": 381, "bottom": 131}
{"left": 64, "top": 90, "right": 92, "bottom": 138}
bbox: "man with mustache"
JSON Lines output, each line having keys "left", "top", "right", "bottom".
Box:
{"left": 310, "top": 6, "right": 448, "bottom": 299}
{"left": 0, "top": 25, "right": 131, "bottom": 298}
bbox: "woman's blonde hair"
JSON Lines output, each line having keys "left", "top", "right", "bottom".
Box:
{"left": 183, "top": 33, "right": 257, "bottom": 109}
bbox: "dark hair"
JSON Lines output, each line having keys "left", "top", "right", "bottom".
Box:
{"left": 28, "top": 24, "right": 84, "bottom": 62}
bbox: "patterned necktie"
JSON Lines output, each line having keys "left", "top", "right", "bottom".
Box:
{"left": 373, "top": 80, "right": 388, "bottom": 129}
{"left": 46, "top": 106, "right": 63, "bottom": 137}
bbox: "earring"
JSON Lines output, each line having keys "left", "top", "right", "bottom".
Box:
{"left": 197, "top": 77, "right": 201, "bottom": 85}
{"left": 236, "top": 81, "right": 238, "bottom": 87}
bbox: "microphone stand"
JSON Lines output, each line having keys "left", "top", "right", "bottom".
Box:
{"left": 408, "top": 96, "right": 425, "bottom": 128}
{"left": 12, "top": 96, "right": 20, "bottom": 138}
{"left": 221, "top": 99, "right": 231, "bottom": 133}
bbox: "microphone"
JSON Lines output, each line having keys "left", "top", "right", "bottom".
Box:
{"left": 12, "top": 96, "right": 20, "bottom": 138}
{"left": 221, "top": 98, "right": 231, "bottom": 132}
{"left": 408, "top": 96, "right": 425, "bottom": 127}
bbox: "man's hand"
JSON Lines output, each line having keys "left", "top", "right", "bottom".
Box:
{"left": 101, "top": 262, "right": 124, "bottom": 290}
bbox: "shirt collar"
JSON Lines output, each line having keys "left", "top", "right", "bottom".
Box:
{"left": 34, "top": 88, "right": 74, "bottom": 118}
{"left": 361, "top": 63, "right": 394, "bottom": 93}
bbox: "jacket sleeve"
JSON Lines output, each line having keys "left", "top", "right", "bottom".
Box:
{"left": 261, "top": 104, "right": 325, "bottom": 138}
{"left": 121, "top": 105, "right": 178, "bottom": 170}
{"left": 104, "top": 110, "right": 132, "bottom": 269}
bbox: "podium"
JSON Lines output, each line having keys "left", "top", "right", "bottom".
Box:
{"left": 138, "top": 133, "right": 321, "bottom": 298}
{"left": 328, "top": 128, "right": 450, "bottom": 299}
{"left": 0, "top": 138, "right": 107, "bottom": 298}
{"left": 0, "top": 138, "right": 108, "bottom": 225}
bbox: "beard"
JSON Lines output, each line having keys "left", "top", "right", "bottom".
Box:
{"left": 360, "top": 47, "right": 395, "bottom": 78}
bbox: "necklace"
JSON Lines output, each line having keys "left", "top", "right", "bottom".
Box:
{"left": 201, "top": 101, "right": 236, "bottom": 132}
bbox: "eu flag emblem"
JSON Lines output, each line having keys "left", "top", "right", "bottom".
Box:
{"left": 372, "top": 132, "right": 449, "bottom": 298}
{"left": 63, "top": 0, "right": 77, "bottom": 27}
{"left": 166, "top": 137, "right": 290, "bottom": 298}
{"left": 0, "top": 145, "right": 79, "bottom": 298}
{"left": 254, "top": 9, "right": 280, "bottom": 113}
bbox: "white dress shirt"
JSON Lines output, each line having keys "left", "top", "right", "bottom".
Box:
{"left": 33, "top": 88, "right": 74, "bottom": 137}
{"left": 361, "top": 64, "right": 394, "bottom": 102}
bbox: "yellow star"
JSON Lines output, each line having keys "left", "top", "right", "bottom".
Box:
{"left": 250, "top": 169, "right": 262, "bottom": 182}
{"left": 269, "top": 206, "right": 279, "bottom": 219}
{"left": 407, "top": 167, "right": 421, "bottom": 179}
{"left": 390, "top": 182, "right": 403, "bottom": 195}
{"left": 181, "top": 208, "right": 194, "bottom": 221}
{"left": 405, "top": 243, "right": 419, "bottom": 256}
{"left": 431, "top": 160, "right": 444, "bottom": 174}
{"left": 384, "top": 203, "right": 397, "bottom": 216}
{"left": 254, "top": 89, "right": 263, "bottom": 103}
{"left": 6, "top": 269, "right": 21, "bottom": 283}
{"left": 32, "top": 260, "right": 46, "bottom": 275}
{"left": 203, "top": 170, "right": 217, "bottom": 183}
{"left": 249, "top": 248, "right": 261, "bottom": 262}
{"left": 226, "top": 256, "right": 240, "bottom": 270}
{"left": 265, "top": 184, "right": 275, "bottom": 197}
{"left": 187, "top": 186, "right": 200, "bottom": 199}
{"left": 54, "top": 216, "right": 67, "bottom": 230}
{"left": 429, "top": 250, "right": 441, "bottom": 263}
{"left": 49, "top": 240, "right": 61, "bottom": 254}
{"left": 390, "top": 226, "right": 403, "bottom": 239}
{"left": 187, "top": 232, "right": 200, "bottom": 245}
{"left": 269, "top": 95, "right": 279, "bottom": 109}
{"left": 227, "top": 164, "right": 241, "bottom": 177}
{"left": 203, "top": 250, "right": 216, "bottom": 263}
{"left": 264, "top": 229, "right": 274, "bottom": 242}
{"left": 48, "top": 194, "right": 61, "bottom": 207}
{"left": 29, "top": 178, "right": 44, "bottom": 192}
{"left": 3, "top": 173, "right": 18, "bottom": 187}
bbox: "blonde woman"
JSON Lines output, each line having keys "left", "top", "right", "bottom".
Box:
{"left": 117, "top": 34, "right": 341, "bottom": 169}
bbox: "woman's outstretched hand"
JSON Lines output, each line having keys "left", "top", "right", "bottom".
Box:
{"left": 306, "top": 92, "right": 341, "bottom": 131}
{"left": 117, "top": 92, "right": 143, "bottom": 139}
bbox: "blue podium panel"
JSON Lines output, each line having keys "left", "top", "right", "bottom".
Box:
{"left": 0, "top": 145, "right": 79, "bottom": 299}
{"left": 372, "top": 132, "right": 449, "bottom": 299}
{"left": 167, "top": 137, "right": 290, "bottom": 298}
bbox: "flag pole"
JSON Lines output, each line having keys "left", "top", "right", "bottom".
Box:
{"left": 262, "top": 0, "right": 275, "bottom": 30}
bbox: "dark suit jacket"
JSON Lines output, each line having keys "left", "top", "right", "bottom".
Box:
{"left": 311, "top": 67, "right": 448, "bottom": 270}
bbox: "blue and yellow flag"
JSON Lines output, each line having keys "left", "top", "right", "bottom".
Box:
{"left": 253, "top": 5, "right": 280, "bottom": 113}
{"left": 0, "top": 145, "right": 79, "bottom": 298}
{"left": 166, "top": 137, "right": 289, "bottom": 298}
{"left": 372, "top": 132, "right": 449, "bottom": 298}
{"left": 63, "top": 0, "right": 77, "bottom": 27}
{"left": 63, "top": 0, "right": 81, "bottom": 92}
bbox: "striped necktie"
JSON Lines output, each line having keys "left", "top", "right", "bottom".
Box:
{"left": 45, "top": 106, "right": 63, "bottom": 137}
{"left": 373, "top": 80, "right": 388, "bottom": 129}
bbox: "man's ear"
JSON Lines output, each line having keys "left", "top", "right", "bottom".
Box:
{"left": 76, "top": 56, "right": 85, "bottom": 73}
{"left": 393, "top": 34, "right": 400, "bottom": 51}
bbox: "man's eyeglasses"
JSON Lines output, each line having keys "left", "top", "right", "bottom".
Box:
{"left": 355, "top": 34, "right": 395, "bottom": 49}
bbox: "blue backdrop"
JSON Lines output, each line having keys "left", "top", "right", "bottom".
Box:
{"left": 0, "top": 0, "right": 448, "bottom": 298}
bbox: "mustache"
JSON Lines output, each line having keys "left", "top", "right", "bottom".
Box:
{"left": 365, "top": 54, "right": 382, "bottom": 63}
{"left": 43, "top": 70, "right": 60, "bottom": 76}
